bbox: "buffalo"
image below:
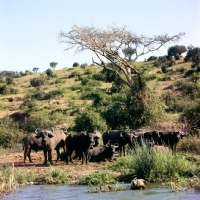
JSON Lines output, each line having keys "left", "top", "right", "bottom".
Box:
{"left": 88, "top": 142, "right": 119, "bottom": 163}
{"left": 35, "top": 128, "right": 67, "bottom": 165}
{"left": 22, "top": 133, "right": 43, "bottom": 164}
{"left": 134, "top": 130, "right": 160, "bottom": 146}
{"left": 71, "top": 130, "right": 102, "bottom": 160}
{"left": 65, "top": 132, "right": 95, "bottom": 164}
{"left": 91, "top": 130, "right": 102, "bottom": 147}
{"left": 156, "top": 131, "right": 186, "bottom": 154}
{"left": 102, "top": 130, "right": 137, "bottom": 157}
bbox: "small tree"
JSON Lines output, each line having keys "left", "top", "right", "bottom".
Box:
{"left": 46, "top": 68, "right": 55, "bottom": 78}
{"left": 168, "top": 45, "right": 187, "bottom": 60}
{"left": 73, "top": 110, "right": 107, "bottom": 132}
{"left": 80, "top": 63, "right": 88, "bottom": 70}
{"left": 73, "top": 62, "right": 79, "bottom": 67}
{"left": 184, "top": 45, "right": 200, "bottom": 68}
{"left": 5, "top": 76, "right": 14, "bottom": 85}
{"left": 30, "top": 75, "right": 45, "bottom": 90}
{"left": 32, "top": 67, "right": 39, "bottom": 73}
{"left": 49, "top": 62, "right": 58, "bottom": 70}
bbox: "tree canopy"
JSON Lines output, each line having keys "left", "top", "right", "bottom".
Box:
{"left": 168, "top": 45, "right": 187, "bottom": 60}
{"left": 59, "top": 25, "right": 185, "bottom": 91}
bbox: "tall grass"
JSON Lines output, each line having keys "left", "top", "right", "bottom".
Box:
{"left": 109, "top": 143, "right": 198, "bottom": 183}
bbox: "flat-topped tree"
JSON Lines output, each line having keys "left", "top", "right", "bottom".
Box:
{"left": 49, "top": 62, "right": 58, "bottom": 70}
{"left": 59, "top": 25, "right": 185, "bottom": 92}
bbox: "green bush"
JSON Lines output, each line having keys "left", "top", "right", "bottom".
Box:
{"left": 109, "top": 144, "right": 196, "bottom": 183}
{"left": 24, "top": 112, "right": 65, "bottom": 132}
{"left": 81, "top": 172, "right": 116, "bottom": 185}
{"left": 73, "top": 62, "right": 79, "bottom": 67}
{"left": 39, "top": 167, "right": 68, "bottom": 184}
{"left": 19, "top": 98, "right": 40, "bottom": 112}
{"left": 81, "top": 78, "right": 102, "bottom": 87}
{"left": 31, "top": 91, "right": 46, "bottom": 100}
{"left": 0, "top": 116, "right": 25, "bottom": 148}
{"left": 68, "top": 71, "right": 81, "bottom": 78}
{"left": 44, "top": 89, "right": 65, "bottom": 100}
{"left": 73, "top": 110, "right": 107, "bottom": 132}
{"left": 178, "top": 136, "right": 200, "bottom": 154}
{"left": 161, "top": 91, "right": 189, "bottom": 112}
{"left": 158, "top": 75, "right": 171, "bottom": 81}
{"left": 0, "top": 85, "right": 18, "bottom": 95}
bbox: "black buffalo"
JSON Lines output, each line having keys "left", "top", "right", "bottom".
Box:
{"left": 90, "top": 130, "right": 102, "bottom": 147}
{"left": 22, "top": 133, "right": 43, "bottom": 164}
{"left": 134, "top": 130, "right": 161, "bottom": 146}
{"left": 102, "top": 130, "right": 137, "bottom": 157}
{"left": 35, "top": 128, "right": 67, "bottom": 165}
{"left": 156, "top": 131, "right": 186, "bottom": 154}
{"left": 71, "top": 130, "right": 102, "bottom": 160}
{"left": 88, "top": 142, "right": 119, "bottom": 163}
{"left": 65, "top": 132, "right": 95, "bottom": 164}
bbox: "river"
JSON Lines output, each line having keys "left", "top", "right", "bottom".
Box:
{"left": 5, "top": 183, "right": 200, "bottom": 200}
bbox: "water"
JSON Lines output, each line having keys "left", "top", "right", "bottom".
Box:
{"left": 5, "top": 183, "right": 200, "bottom": 200}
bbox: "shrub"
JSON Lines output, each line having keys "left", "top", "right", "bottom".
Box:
{"left": 44, "top": 89, "right": 65, "bottom": 100}
{"left": 19, "top": 98, "right": 40, "bottom": 112}
{"left": 25, "top": 115, "right": 56, "bottom": 132}
{"left": 0, "top": 116, "right": 25, "bottom": 148}
{"left": 73, "top": 62, "right": 79, "bottom": 67}
{"left": 81, "top": 172, "right": 116, "bottom": 185}
{"left": 109, "top": 144, "right": 196, "bottom": 183}
{"left": 31, "top": 91, "right": 46, "bottom": 100}
{"left": 39, "top": 167, "right": 68, "bottom": 184}
{"left": 178, "top": 136, "right": 200, "bottom": 154}
{"left": 0, "top": 85, "right": 18, "bottom": 95}
{"left": 68, "top": 71, "right": 81, "bottom": 78}
{"left": 73, "top": 110, "right": 107, "bottom": 132}
{"left": 158, "top": 75, "right": 171, "bottom": 81}
{"left": 45, "top": 68, "right": 55, "bottom": 78}
{"left": 81, "top": 78, "right": 101, "bottom": 87}
{"left": 161, "top": 91, "right": 189, "bottom": 112}
{"left": 30, "top": 76, "right": 46, "bottom": 90}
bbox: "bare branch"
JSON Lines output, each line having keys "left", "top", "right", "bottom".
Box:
{"left": 59, "top": 25, "right": 185, "bottom": 91}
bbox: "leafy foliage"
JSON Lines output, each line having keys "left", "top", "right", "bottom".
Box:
{"left": 73, "top": 110, "right": 107, "bottom": 132}
{"left": 168, "top": 45, "right": 187, "bottom": 60}
{"left": 49, "top": 62, "right": 58, "bottom": 70}
{"left": 184, "top": 45, "right": 200, "bottom": 68}
{"left": 0, "top": 116, "right": 25, "bottom": 148}
{"left": 73, "top": 62, "right": 79, "bottom": 67}
{"left": 81, "top": 172, "right": 116, "bottom": 185}
{"left": 30, "top": 76, "right": 46, "bottom": 90}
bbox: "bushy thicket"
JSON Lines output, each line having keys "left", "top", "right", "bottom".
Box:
{"left": 0, "top": 116, "right": 25, "bottom": 148}
{"left": 73, "top": 109, "right": 107, "bottom": 133}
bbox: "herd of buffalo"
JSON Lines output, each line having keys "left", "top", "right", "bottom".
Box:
{"left": 22, "top": 128, "right": 187, "bottom": 165}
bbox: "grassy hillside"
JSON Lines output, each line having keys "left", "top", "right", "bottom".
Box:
{"left": 0, "top": 58, "right": 199, "bottom": 133}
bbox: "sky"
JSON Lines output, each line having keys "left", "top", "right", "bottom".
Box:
{"left": 0, "top": 0, "right": 200, "bottom": 72}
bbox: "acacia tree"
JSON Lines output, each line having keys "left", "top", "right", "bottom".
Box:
{"left": 49, "top": 62, "right": 58, "bottom": 70}
{"left": 59, "top": 25, "right": 184, "bottom": 92}
{"left": 168, "top": 45, "right": 187, "bottom": 60}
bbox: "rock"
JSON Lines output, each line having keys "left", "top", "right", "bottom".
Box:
{"left": 130, "top": 177, "right": 147, "bottom": 190}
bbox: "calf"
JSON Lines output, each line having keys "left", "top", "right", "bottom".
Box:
{"left": 88, "top": 142, "right": 119, "bottom": 163}
{"left": 65, "top": 132, "right": 95, "bottom": 164}
{"left": 35, "top": 128, "right": 66, "bottom": 165}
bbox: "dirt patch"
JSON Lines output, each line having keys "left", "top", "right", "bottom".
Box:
{"left": 0, "top": 151, "right": 120, "bottom": 181}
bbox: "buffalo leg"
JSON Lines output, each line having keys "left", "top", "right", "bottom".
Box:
{"left": 27, "top": 149, "right": 33, "bottom": 163}
{"left": 55, "top": 149, "right": 60, "bottom": 162}
{"left": 48, "top": 150, "right": 53, "bottom": 165}
{"left": 43, "top": 150, "right": 48, "bottom": 165}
